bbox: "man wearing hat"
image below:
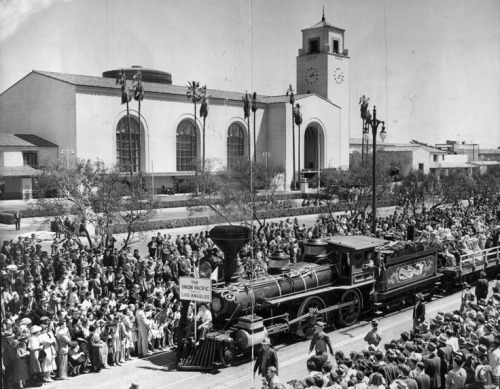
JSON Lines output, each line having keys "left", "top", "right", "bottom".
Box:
{"left": 437, "top": 333, "right": 453, "bottom": 389}
{"left": 475, "top": 271, "right": 489, "bottom": 301}
{"left": 364, "top": 320, "right": 382, "bottom": 348}
{"left": 423, "top": 343, "right": 441, "bottom": 389}
{"left": 308, "top": 321, "right": 334, "bottom": 371}
{"left": 413, "top": 293, "right": 426, "bottom": 330}
{"left": 489, "top": 340, "right": 500, "bottom": 385}
{"left": 253, "top": 337, "right": 279, "bottom": 380}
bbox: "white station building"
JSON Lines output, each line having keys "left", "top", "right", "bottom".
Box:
{"left": 0, "top": 15, "right": 351, "bottom": 194}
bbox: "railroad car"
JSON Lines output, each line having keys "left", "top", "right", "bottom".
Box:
{"left": 177, "top": 225, "right": 500, "bottom": 371}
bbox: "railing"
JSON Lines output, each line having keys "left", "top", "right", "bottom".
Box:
{"left": 459, "top": 245, "right": 500, "bottom": 272}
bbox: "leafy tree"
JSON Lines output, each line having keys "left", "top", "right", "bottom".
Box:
{"left": 318, "top": 151, "right": 396, "bottom": 222}
{"left": 393, "top": 171, "right": 443, "bottom": 215}
{"left": 439, "top": 170, "right": 477, "bottom": 208}
{"left": 472, "top": 165, "right": 500, "bottom": 201}
{"left": 186, "top": 159, "right": 284, "bottom": 232}
{"left": 33, "top": 159, "right": 157, "bottom": 250}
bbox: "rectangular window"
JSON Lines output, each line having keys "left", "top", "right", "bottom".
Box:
{"left": 332, "top": 39, "right": 339, "bottom": 54}
{"left": 433, "top": 155, "right": 438, "bottom": 162}
{"left": 309, "top": 38, "right": 320, "bottom": 54}
{"left": 23, "top": 151, "right": 38, "bottom": 167}
{"left": 418, "top": 163, "right": 424, "bottom": 171}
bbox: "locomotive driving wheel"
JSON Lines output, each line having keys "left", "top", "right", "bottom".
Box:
{"left": 336, "top": 289, "right": 361, "bottom": 327}
{"left": 295, "top": 296, "right": 326, "bottom": 339}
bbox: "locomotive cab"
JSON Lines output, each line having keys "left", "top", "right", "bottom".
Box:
{"left": 325, "top": 236, "right": 388, "bottom": 286}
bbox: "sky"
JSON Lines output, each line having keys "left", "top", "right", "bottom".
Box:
{"left": 1, "top": 0, "right": 499, "bottom": 148}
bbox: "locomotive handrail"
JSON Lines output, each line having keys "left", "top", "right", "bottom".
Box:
{"left": 459, "top": 245, "right": 500, "bottom": 272}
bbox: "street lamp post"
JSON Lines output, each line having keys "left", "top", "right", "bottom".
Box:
{"left": 362, "top": 105, "right": 386, "bottom": 235}
{"left": 60, "top": 148, "right": 75, "bottom": 169}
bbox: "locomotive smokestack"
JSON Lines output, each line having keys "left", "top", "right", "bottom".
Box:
{"left": 209, "top": 225, "right": 252, "bottom": 283}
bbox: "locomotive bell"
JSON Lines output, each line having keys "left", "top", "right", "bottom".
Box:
{"left": 209, "top": 225, "right": 252, "bottom": 284}
{"left": 267, "top": 250, "right": 291, "bottom": 274}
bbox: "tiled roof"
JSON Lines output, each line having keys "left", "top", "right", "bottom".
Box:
{"left": 15, "top": 134, "right": 57, "bottom": 147}
{"left": 260, "top": 94, "right": 309, "bottom": 104}
{"left": 379, "top": 144, "right": 446, "bottom": 154}
{"left": 379, "top": 146, "right": 417, "bottom": 152}
{"left": 0, "top": 133, "right": 56, "bottom": 148}
{"left": 0, "top": 133, "right": 36, "bottom": 147}
{"left": 0, "top": 166, "right": 41, "bottom": 177}
{"left": 469, "top": 161, "right": 500, "bottom": 166}
{"left": 303, "top": 20, "right": 344, "bottom": 31}
{"left": 419, "top": 145, "right": 447, "bottom": 154}
{"left": 33, "top": 70, "right": 274, "bottom": 103}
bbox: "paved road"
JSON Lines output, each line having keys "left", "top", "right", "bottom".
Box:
{"left": 29, "top": 285, "right": 472, "bottom": 389}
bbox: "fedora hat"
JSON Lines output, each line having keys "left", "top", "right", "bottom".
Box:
{"left": 315, "top": 321, "right": 325, "bottom": 328}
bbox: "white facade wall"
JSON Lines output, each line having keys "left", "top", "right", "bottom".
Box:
{"left": 75, "top": 91, "right": 268, "bottom": 173}
{"left": 1, "top": 151, "right": 23, "bottom": 166}
{"left": 0, "top": 73, "right": 76, "bottom": 147}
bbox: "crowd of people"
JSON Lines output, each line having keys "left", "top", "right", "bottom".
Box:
{"left": 0, "top": 196, "right": 499, "bottom": 389}
{"left": 257, "top": 278, "right": 500, "bottom": 389}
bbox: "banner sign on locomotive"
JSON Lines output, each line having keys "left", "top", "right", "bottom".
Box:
{"left": 179, "top": 277, "right": 212, "bottom": 302}
{"left": 386, "top": 255, "right": 436, "bottom": 289}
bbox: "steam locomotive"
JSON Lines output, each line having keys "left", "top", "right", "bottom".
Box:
{"left": 177, "top": 225, "right": 500, "bottom": 371}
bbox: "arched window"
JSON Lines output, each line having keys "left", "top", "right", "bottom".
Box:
{"left": 116, "top": 116, "right": 141, "bottom": 172}
{"left": 227, "top": 123, "right": 245, "bottom": 169}
{"left": 176, "top": 120, "right": 197, "bottom": 171}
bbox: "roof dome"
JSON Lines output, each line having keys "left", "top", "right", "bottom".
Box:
{"left": 102, "top": 66, "right": 172, "bottom": 84}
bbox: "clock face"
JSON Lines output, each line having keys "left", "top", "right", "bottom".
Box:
{"left": 304, "top": 67, "right": 319, "bottom": 85}
{"left": 333, "top": 67, "right": 344, "bottom": 84}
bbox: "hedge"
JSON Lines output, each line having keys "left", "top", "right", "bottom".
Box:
{"left": 0, "top": 194, "right": 398, "bottom": 229}
{"left": 109, "top": 198, "right": 398, "bottom": 234}
{"left": 0, "top": 192, "right": 305, "bottom": 222}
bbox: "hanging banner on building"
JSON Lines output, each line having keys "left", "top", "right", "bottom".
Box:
{"left": 179, "top": 277, "right": 212, "bottom": 302}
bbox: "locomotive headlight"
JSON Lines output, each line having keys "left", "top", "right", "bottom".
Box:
{"left": 212, "top": 297, "right": 222, "bottom": 312}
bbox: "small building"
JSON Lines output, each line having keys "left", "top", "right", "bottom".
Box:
{"left": 378, "top": 144, "right": 447, "bottom": 176}
{"left": 0, "top": 133, "right": 57, "bottom": 199}
{"left": 435, "top": 140, "right": 479, "bottom": 162}
{"left": 478, "top": 148, "right": 500, "bottom": 162}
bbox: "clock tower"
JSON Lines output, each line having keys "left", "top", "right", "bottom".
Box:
{"left": 297, "top": 12, "right": 350, "bottom": 139}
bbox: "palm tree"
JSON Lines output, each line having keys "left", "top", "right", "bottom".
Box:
{"left": 133, "top": 71, "right": 144, "bottom": 173}
{"left": 242, "top": 91, "right": 251, "bottom": 161}
{"left": 293, "top": 103, "right": 303, "bottom": 187}
{"left": 116, "top": 69, "right": 133, "bottom": 176}
{"left": 199, "top": 90, "right": 209, "bottom": 172}
{"left": 187, "top": 81, "right": 203, "bottom": 194}
{"left": 251, "top": 92, "right": 258, "bottom": 162}
{"left": 359, "top": 95, "right": 370, "bottom": 166}
{"left": 286, "top": 85, "right": 296, "bottom": 189}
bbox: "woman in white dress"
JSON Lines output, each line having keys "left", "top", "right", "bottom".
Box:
{"left": 38, "top": 324, "right": 57, "bottom": 382}
{"left": 28, "top": 326, "right": 43, "bottom": 385}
